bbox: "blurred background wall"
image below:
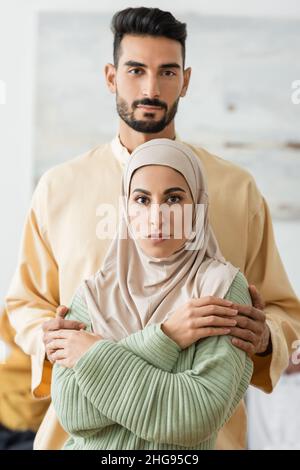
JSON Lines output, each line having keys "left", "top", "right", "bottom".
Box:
{"left": 1, "top": 0, "right": 300, "bottom": 300}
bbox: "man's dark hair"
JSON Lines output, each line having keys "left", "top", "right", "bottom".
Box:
{"left": 111, "top": 7, "right": 187, "bottom": 67}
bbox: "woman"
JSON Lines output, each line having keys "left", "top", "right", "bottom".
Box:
{"left": 49, "top": 139, "right": 253, "bottom": 450}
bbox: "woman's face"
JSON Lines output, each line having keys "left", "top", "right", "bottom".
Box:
{"left": 128, "top": 165, "right": 194, "bottom": 258}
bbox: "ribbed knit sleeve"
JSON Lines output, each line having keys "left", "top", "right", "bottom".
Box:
{"left": 72, "top": 330, "right": 252, "bottom": 446}
{"left": 119, "top": 324, "right": 181, "bottom": 372}
{"left": 51, "top": 288, "right": 182, "bottom": 436}
{"left": 225, "top": 271, "right": 252, "bottom": 305}
{"left": 51, "top": 271, "right": 253, "bottom": 448}
{"left": 59, "top": 287, "right": 182, "bottom": 372}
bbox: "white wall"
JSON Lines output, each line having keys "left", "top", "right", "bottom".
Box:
{"left": 0, "top": 1, "right": 36, "bottom": 301}
{"left": 26, "top": 0, "right": 300, "bottom": 18}
{"left": 0, "top": 0, "right": 299, "bottom": 302}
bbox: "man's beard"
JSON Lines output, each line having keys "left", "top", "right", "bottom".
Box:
{"left": 116, "top": 94, "right": 179, "bottom": 134}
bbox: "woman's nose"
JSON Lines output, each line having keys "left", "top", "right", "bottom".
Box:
{"left": 149, "top": 204, "right": 163, "bottom": 230}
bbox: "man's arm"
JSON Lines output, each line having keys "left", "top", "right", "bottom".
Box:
{"left": 245, "top": 196, "right": 300, "bottom": 392}
{"left": 5, "top": 176, "right": 83, "bottom": 397}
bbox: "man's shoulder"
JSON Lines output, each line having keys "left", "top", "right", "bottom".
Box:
{"left": 37, "top": 142, "right": 110, "bottom": 190}
{"left": 184, "top": 141, "right": 255, "bottom": 184}
{"left": 183, "top": 141, "right": 264, "bottom": 217}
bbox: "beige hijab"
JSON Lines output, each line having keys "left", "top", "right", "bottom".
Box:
{"left": 79, "top": 139, "right": 239, "bottom": 340}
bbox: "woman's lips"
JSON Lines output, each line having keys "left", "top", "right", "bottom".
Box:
{"left": 149, "top": 237, "right": 167, "bottom": 245}
{"left": 147, "top": 234, "right": 170, "bottom": 244}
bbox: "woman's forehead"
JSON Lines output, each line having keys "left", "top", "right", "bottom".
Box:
{"left": 130, "top": 165, "right": 190, "bottom": 191}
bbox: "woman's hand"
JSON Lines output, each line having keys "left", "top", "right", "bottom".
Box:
{"left": 42, "top": 304, "right": 87, "bottom": 363}
{"left": 46, "top": 329, "right": 103, "bottom": 368}
{"left": 161, "top": 296, "right": 238, "bottom": 349}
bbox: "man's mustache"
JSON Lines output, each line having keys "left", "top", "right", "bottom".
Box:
{"left": 132, "top": 98, "right": 168, "bottom": 111}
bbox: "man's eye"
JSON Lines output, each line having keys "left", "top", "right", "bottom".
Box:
{"left": 162, "top": 70, "right": 176, "bottom": 77}
{"left": 128, "top": 68, "right": 143, "bottom": 75}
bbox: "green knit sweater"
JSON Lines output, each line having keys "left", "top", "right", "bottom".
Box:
{"left": 51, "top": 271, "right": 253, "bottom": 450}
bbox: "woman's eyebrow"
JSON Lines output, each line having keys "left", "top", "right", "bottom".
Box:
{"left": 163, "top": 187, "right": 186, "bottom": 194}
{"left": 132, "top": 187, "right": 186, "bottom": 195}
{"left": 132, "top": 188, "right": 151, "bottom": 195}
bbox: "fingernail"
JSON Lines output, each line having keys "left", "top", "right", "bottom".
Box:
{"left": 228, "top": 310, "right": 237, "bottom": 315}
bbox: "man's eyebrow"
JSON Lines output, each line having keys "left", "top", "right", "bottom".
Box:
{"left": 124, "top": 61, "right": 146, "bottom": 67}
{"left": 124, "top": 61, "right": 181, "bottom": 69}
{"left": 132, "top": 187, "right": 186, "bottom": 195}
{"left": 159, "top": 63, "right": 181, "bottom": 69}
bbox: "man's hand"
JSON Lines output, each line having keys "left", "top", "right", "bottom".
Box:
{"left": 46, "top": 329, "right": 103, "bottom": 368}
{"left": 42, "top": 305, "right": 86, "bottom": 363}
{"left": 229, "top": 284, "right": 271, "bottom": 357}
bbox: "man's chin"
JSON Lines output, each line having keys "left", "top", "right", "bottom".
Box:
{"left": 129, "top": 120, "right": 167, "bottom": 134}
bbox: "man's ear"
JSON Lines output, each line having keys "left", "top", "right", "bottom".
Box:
{"left": 105, "top": 63, "right": 117, "bottom": 94}
{"left": 180, "top": 67, "right": 192, "bottom": 97}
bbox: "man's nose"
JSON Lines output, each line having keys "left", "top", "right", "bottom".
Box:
{"left": 142, "top": 74, "right": 160, "bottom": 99}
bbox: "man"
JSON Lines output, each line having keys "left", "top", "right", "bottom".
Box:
{"left": 5, "top": 7, "right": 300, "bottom": 449}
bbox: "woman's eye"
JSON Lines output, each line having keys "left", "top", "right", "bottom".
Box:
{"left": 133, "top": 195, "right": 182, "bottom": 205}
{"left": 167, "top": 195, "right": 182, "bottom": 204}
{"left": 135, "top": 196, "right": 149, "bottom": 205}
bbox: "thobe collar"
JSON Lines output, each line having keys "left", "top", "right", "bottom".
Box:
{"left": 110, "top": 135, "right": 131, "bottom": 167}
{"left": 111, "top": 133, "right": 180, "bottom": 168}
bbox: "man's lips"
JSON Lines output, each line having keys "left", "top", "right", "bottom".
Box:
{"left": 136, "top": 105, "right": 164, "bottom": 111}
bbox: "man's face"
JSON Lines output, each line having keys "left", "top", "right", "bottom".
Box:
{"left": 106, "top": 35, "right": 191, "bottom": 133}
